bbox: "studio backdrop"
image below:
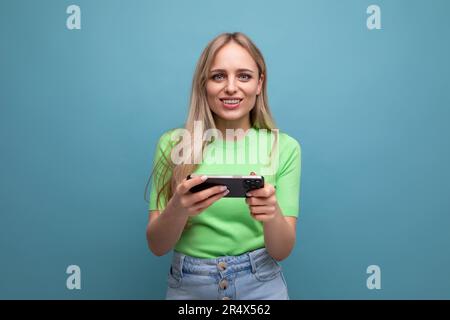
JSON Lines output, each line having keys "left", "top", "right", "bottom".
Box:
{"left": 1, "top": 0, "right": 449, "bottom": 299}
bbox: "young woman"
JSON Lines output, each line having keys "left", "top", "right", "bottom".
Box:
{"left": 145, "top": 32, "right": 301, "bottom": 300}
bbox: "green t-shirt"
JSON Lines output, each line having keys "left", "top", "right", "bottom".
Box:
{"left": 148, "top": 127, "right": 301, "bottom": 258}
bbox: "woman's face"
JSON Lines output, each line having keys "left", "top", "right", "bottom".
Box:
{"left": 206, "top": 42, "right": 264, "bottom": 129}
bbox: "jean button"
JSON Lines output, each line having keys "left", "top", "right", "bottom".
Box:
{"left": 219, "top": 279, "right": 228, "bottom": 290}
{"left": 217, "top": 261, "right": 227, "bottom": 271}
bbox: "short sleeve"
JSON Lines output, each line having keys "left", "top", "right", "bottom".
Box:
{"left": 148, "top": 131, "right": 175, "bottom": 211}
{"left": 275, "top": 134, "right": 301, "bottom": 217}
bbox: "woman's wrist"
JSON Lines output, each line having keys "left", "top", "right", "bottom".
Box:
{"left": 164, "top": 198, "right": 190, "bottom": 222}
{"left": 263, "top": 202, "right": 284, "bottom": 225}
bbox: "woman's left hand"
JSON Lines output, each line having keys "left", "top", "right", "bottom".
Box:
{"left": 245, "top": 183, "right": 280, "bottom": 222}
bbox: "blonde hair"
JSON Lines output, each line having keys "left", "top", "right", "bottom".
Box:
{"left": 145, "top": 32, "right": 278, "bottom": 210}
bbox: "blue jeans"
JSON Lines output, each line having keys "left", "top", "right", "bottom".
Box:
{"left": 165, "top": 247, "right": 289, "bottom": 300}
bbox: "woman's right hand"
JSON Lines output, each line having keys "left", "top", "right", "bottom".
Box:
{"left": 169, "top": 175, "right": 229, "bottom": 217}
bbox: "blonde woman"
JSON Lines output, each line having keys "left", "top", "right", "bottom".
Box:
{"left": 145, "top": 32, "right": 301, "bottom": 300}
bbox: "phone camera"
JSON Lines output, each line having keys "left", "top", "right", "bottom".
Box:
{"left": 244, "top": 179, "right": 261, "bottom": 190}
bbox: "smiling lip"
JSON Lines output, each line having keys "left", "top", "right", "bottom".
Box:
{"left": 220, "top": 98, "right": 243, "bottom": 109}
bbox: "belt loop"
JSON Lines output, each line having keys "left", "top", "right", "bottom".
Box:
{"left": 172, "top": 251, "right": 186, "bottom": 279}
{"left": 179, "top": 254, "right": 185, "bottom": 278}
{"left": 248, "top": 251, "right": 257, "bottom": 274}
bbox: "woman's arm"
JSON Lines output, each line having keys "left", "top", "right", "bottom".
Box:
{"left": 245, "top": 184, "right": 297, "bottom": 261}
{"left": 263, "top": 208, "right": 297, "bottom": 261}
{"left": 146, "top": 175, "right": 229, "bottom": 256}
{"left": 146, "top": 204, "right": 189, "bottom": 257}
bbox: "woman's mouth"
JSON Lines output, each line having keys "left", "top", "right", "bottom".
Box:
{"left": 220, "top": 98, "right": 243, "bottom": 109}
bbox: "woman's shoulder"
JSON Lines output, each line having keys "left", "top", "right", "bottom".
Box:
{"left": 252, "top": 128, "right": 301, "bottom": 161}
{"left": 277, "top": 130, "right": 301, "bottom": 153}
{"left": 251, "top": 127, "right": 301, "bottom": 154}
{"left": 275, "top": 131, "right": 301, "bottom": 172}
{"left": 156, "top": 127, "right": 184, "bottom": 148}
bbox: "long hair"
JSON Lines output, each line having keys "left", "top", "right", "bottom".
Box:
{"left": 145, "top": 32, "right": 278, "bottom": 210}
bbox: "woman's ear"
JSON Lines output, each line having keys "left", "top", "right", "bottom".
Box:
{"left": 257, "top": 73, "right": 265, "bottom": 95}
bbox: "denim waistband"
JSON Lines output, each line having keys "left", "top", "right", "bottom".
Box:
{"left": 170, "top": 247, "right": 273, "bottom": 277}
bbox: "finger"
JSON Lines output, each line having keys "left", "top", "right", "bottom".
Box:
{"left": 178, "top": 175, "right": 208, "bottom": 194}
{"left": 192, "top": 189, "right": 229, "bottom": 211}
{"left": 247, "top": 184, "right": 275, "bottom": 198}
{"left": 245, "top": 196, "right": 267, "bottom": 206}
{"left": 250, "top": 213, "right": 273, "bottom": 222}
{"left": 190, "top": 185, "right": 228, "bottom": 204}
{"left": 249, "top": 205, "right": 274, "bottom": 215}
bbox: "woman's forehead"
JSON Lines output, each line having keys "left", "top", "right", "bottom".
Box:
{"left": 210, "top": 43, "right": 257, "bottom": 69}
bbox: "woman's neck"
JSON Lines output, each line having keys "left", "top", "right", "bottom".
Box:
{"left": 214, "top": 116, "right": 252, "bottom": 141}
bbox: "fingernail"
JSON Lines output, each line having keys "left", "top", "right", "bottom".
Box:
{"left": 200, "top": 175, "right": 207, "bottom": 181}
{"left": 220, "top": 186, "right": 227, "bottom": 191}
{"left": 246, "top": 192, "right": 252, "bottom": 197}
{"left": 223, "top": 189, "right": 230, "bottom": 195}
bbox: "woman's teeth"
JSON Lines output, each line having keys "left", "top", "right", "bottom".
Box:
{"left": 223, "top": 99, "right": 240, "bottom": 104}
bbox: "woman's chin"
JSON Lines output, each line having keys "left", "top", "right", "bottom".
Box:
{"left": 215, "top": 112, "right": 246, "bottom": 122}
{"left": 213, "top": 106, "right": 251, "bottom": 120}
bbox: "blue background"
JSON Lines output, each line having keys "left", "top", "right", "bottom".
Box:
{"left": 1, "top": 0, "right": 449, "bottom": 299}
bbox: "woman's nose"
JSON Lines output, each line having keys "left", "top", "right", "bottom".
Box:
{"left": 225, "top": 79, "right": 237, "bottom": 94}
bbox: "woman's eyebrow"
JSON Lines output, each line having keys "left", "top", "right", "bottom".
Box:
{"left": 210, "top": 68, "right": 255, "bottom": 73}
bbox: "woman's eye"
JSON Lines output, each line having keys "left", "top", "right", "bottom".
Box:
{"left": 212, "top": 74, "right": 225, "bottom": 80}
{"left": 212, "top": 73, "right": 251, "bottom": 81}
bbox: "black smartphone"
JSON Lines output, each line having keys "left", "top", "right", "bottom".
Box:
{"left": 187, "top": 174, "right": 265, "bottom": 198}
